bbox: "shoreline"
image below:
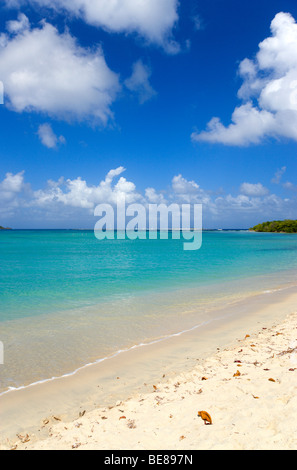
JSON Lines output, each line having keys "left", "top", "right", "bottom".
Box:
{"left": 0, "top": 318, "right": 212, "bottom": 399}
{"left": 1, "top": 284, "right": 297, "bottom": 449}
{"left": 1, "top": 270, "right": 296, "bottom": 396}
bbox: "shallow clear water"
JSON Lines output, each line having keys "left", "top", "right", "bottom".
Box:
{"left": 0, "top": 230, "right": 297, "bottom": 392}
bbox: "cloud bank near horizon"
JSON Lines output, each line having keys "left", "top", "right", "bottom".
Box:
{"left": 1, "top": 167, "right": 296, "bottom": 228}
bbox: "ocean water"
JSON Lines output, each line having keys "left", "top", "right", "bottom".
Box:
{"left": 0, "top": 229, "right": 297, "bottom": 393}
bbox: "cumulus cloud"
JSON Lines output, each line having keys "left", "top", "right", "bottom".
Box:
{"left": 192, "top": 12, "right": 297, "bottom": 146}
{"left": 193, "top": 104, "right": 276, "bottom": 146}
{"left": 171, "top": 174, "right": 213, "bottom": 208}
{"left": 124, "top": 60, "right": 157, "bottom": 104}
{"left": 0, "top": 171, "right": 27, "bottom": 217}
{"left": 0, "top": 15, "right": 120, "bottom": 123}
{"left": 33, "top": 166, "right": 142, "bottom": 210}
{"left": 105, "top": 166, "right": 126, "bottom": 184}
{"left": 4, "top": 0, "right": 180, "bottom": 52}
{"left": 145, "top": 187, "right": 166, "bottom": 204}
{"left": 0, "top": 171, "right": 24, "bottom": 200}
{"left": 6, "top": 12, "right": 29, "bottom": 33}
{"left": 240, "top": 182, "right": 269, "bottom": 197}
{"left": 37, "top": 124, "right": 66, "bottom": 149}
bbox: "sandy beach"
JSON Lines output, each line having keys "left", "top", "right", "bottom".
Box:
{"left": 1, "top": 289, "right": 297, "bottom": 451}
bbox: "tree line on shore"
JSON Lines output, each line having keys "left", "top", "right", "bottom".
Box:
{"left": 250, "top": 220, "right": 297, "bottom": 233}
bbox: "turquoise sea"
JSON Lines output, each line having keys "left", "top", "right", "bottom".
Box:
{"left": 0, "top": 230, "right": 297, "bottom": 393}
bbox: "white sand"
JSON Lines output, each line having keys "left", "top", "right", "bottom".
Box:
{"left": 3, "top": 310, "right": 297, "bottom": 451}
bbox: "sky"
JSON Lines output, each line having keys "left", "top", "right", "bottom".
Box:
{"left": 0, "top": 0, "right": 297, "bottom": 229}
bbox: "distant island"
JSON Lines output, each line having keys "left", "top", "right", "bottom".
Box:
{"left": 0, "top": 226, "right": 12, "bottom": 230}
{"left": 250, "top": 220, "right": 297, "bottom": 233}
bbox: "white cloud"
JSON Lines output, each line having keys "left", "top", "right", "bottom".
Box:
{"left": 33, "top": 166, "right": 142, "bottom": 210}
{"left": 283, "top": 181, "right": 297, "bottom": 191}
{"left": 105, "top": 166, "right": 126, "bottom": 183}
{"left": 124, "top": 60, "right": 157, "bottom": 104}
{"left": 37, "top": 123, "right": 65, "bottom": 149}
{"left": 0, "top": 171, "right": 24, "bottom": 200}
{"left": 272, "top": 166, "right": 287, "bottom": 184}
{"left": 171, "top": 174, "right": 212, "bottom": 206}
{"left": 193, "top": 104, "right": 276, "bottom": 146}
{"left": 213, "top": 192, "right": 292, "bottom": 224}
{"left": 172, "top": 174, "right": 199, "bottom": 195}
{"left": 4, "top": 0, "right": 180, "bottom": 52}
{"left": 6, "top": 12, "right": 29, "bottom": 34}
{"left": 0, "top": 171, "right": 27, "bottom": 218}
{"left": 1, "top": 168, "right": 296, "bottom": 228}
{"left": 145, "top": 187, "right": 166, "bottom": 204}
{"left": 192, "top": 12, "right": 297, "bottom": 146}
{"left": 0, "top": 15, "right": 120, "bottom": 123}
{"left": 240, "top": 182, "right": 269, "bottom": 197}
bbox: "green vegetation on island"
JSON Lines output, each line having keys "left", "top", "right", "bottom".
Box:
{"left": 250, "top": 220, "right": 297, "bottom": 233}
{"left": 0, "top": 226, "right": 11, "bottom": 230}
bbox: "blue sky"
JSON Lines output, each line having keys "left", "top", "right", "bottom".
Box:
{"left": 0, "top": 0, "right": 297, "bottom": 228}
